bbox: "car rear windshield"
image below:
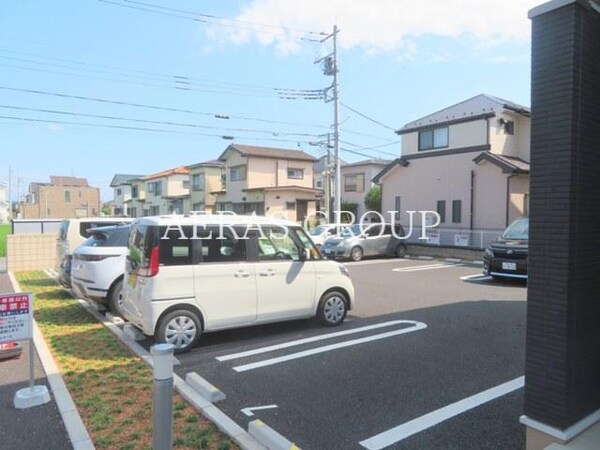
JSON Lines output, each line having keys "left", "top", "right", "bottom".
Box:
{"left": 84, "top": 227, "right": 130, "bottom": 247}
{"left": 502, "top": 218, "right": 529, "bottom": 240}
{"left": 80, "top": 221, "right": 126, "bottom": 239}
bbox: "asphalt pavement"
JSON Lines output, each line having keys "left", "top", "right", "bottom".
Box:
{"left": 0, "top": 272, "right": 71, "bottom": 450}
{"left": 170, "top": 259, "right": 527, "bottom": 450}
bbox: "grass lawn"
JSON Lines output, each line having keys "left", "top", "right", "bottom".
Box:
{"left": 0, "top": 223, "right": 9, "bottom": 257}
{"left": 16, "top": 271, "right": 237, "bottom": 450}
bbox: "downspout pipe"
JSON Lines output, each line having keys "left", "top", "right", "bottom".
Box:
{"left": 470, "top": 170, "right": 475, "bottom": 231}
{"left": 506, "top": 173, "right": 516, "bottom": 226}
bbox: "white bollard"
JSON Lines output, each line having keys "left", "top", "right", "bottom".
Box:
{"left": 151, "top": 343, "right": 175, "bottom": 450}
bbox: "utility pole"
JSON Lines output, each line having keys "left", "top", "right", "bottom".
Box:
{"left": 8, "top": 166, "right": 12, "bottom": 220}
{"left": 316, "top": 25, "right": 341, "bottom": 224}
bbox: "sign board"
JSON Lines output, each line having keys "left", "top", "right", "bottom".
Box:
{"left": 0, "top": 293, "right": 33, "bottom": 344}
{"left": 427, "top": 230, "right": 441, "bottom": 245}
{"left": 454, "top": 234, "right": 470, "bottom": 247}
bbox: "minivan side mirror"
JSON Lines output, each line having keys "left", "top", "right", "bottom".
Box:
{"left": 300, "top": 248, "right": 311, "bottom": 261}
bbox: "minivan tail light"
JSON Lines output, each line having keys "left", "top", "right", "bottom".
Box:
{"left": 150, "top": 245, "right": 160, "bottom": 277}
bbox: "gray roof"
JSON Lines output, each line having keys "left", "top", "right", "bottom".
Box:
{"left": 398, "top": 94, "right": 530, "bottom": 134}
{"left": 473, "top": 152, "right": 530, "bottom": 173}
{"left": 187, "top": 160, "right": 223, "bottom": 170}
{"left": 110, "top": 174, "right": 144, "bottom": 187}
{"left": 341, "top": 159, "right": 392, "bottom": 168}
{"left": 220, "top": 144, "right": 316, "bottom": 162}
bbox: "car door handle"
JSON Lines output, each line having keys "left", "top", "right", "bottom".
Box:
{"left": 259, "top": 269, "right": 275, "bottom": 277}
{"left": 234, "top": 271, "right": 250, "bottom": 278}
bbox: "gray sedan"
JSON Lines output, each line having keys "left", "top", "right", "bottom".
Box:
{"left": 321, "top": 223, "right": 407, "bottom": 261}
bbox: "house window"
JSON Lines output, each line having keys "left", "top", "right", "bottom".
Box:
{"left": 394, "top": 196, "right": 401, "bottom": 221}
{"left": 230, "top": 165, "right": 246, "bottom": 181}
{"left": 315, "top": 179, "right": 323, "bottom": 188}
{"left": 192, "top": 202, "right": 204, "bottom": 212}
{"left": 286, "top": 202, "right": 296, "bottom": 210}
{"left": 147, "top": 181, "right": 162, "bottom": 196}
{"left": 150, "top": 205, "right": 160, "bottom": 216}
{"left": 116, "top": 188, "right": 122, "bottom": 196}
{"left": 192, "top": 174, "right": 205, "bottom": 191}
{"left": 131, "top": 185, "right": 139, "bottom": 198}
{"left": 287, "top": 168, "right": 304, "bottom": 179}
{"left": 452, "top": 200, "right": 462, "bottom": 223}
{"left": 437, "top": 200, "right": 446, "bottom": 223}
{"left": 419, "top": 126, "right": 449, "bottom": 151}
{"left": 64, "top": 191, "right": 71, "bottom": 203}
{"left": 182, "top": 180, "right": 190, "bottom": 190}
{"left": 344, "top": 173, "right": 365, "bottom": 192}
{"left": 130, "top": 207, "right": 137, "bottom": 218}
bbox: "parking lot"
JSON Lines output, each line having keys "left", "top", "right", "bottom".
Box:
{"left": 168, "top": 258, "right": 527, "bottom": 450}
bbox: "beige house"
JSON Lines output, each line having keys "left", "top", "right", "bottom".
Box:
{"left": 341, "top": 159, "right": 391, "bottom": 219}
{"left": 213, "top": 144, "right": 321, "bottom": 222}
{"left": 187, "top": 160, "right": 223, "bottom": 213}
{"left": 125, "top": 177, "right": 146, "bottom": 218}
{"left": 110, "top": 174, "right": 143, "bottom": 216}
{"left": 374, "top": 94, "right": 530, "bottom": 245}
{"left": 142, "top": 166, "right": 190, "bottom": 216}
{"left": 20, "top": 176, "right": 100, "bottom": 219}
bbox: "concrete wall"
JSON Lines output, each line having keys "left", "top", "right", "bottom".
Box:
{"left": 7, "top": 233, "right": 57, "bottom": 272}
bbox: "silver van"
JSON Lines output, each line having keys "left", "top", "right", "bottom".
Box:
{"left": 321, "top": 223, "right": 407, "bottom": 261}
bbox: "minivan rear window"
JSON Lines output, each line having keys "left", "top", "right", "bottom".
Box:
{"left": 80, "top": 221, "right": 124, "bottom": 239}
{"left": 129, "top": 225, "right": 158, "bottom": 273}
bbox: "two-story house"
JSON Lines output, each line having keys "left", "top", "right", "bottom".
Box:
{"left": 374, "top": 94, "right": 530, "bottom": 242}
{"left": 124, "top": 177, "right": 147, "bottom": 218}
{"left": 187, "top": 160, "right": 223, "bottom": 213}
{"left": 213, "top": 144, "right": 321, "bottom": 222}
{"left": 341, "top": 159, "right": 391, "bottom": 219}
{"left": 20, "top": 176, "right": 100, "bottom": 219}
{"left": 109, "top": 174, "right": 143, "bottom": 216}
{"left": 143, "top": 166, "right": 190, "bottom": 215}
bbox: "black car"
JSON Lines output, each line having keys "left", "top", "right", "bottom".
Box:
{"left": 483, "top": 217, "right": 528, "bottom": 280}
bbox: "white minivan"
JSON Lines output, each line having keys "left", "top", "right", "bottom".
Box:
{"left": 121, "top": 214, "right": 355, "bottom": 353}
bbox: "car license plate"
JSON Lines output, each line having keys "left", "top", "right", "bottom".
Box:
{"left": 502, "top": 262, "right": 517, "bottom": 271}
{"left": 128, "top": 274, "right": 138, "bottom": 287}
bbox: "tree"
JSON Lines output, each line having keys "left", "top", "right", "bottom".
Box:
{"left": 364, "top": 186, "right": 382, "bottom": 213}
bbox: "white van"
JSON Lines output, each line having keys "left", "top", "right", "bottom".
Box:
{"left": 121, "top": 214, "right": 355, "bottom": 353}
{"left": 57, "top": 217, "right": 133, "bottom": 287}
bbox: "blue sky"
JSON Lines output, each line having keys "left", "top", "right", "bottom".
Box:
{"left": 1, "top": 0, "right": 541, "bottom": 201}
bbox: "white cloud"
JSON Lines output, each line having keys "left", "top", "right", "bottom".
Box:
{"left": 208, "top": 0, "right": 542, "bottom": 55}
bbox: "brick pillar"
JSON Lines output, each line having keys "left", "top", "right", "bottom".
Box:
{"left": 523, "top": 0, "right": 600, "bottom": 447}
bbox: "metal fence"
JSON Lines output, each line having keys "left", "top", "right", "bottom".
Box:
{"left": 11, "top": 219, "right": 62, "bottom": 235}
{"left": 402, "top": 227, "right": 504, "bottom": 250}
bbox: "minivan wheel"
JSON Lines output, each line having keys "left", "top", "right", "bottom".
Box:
{"left": 350, "top": 246, "right": 363, "bottom": 261}
{"left": 157, "top": 310, "right": 202, "bottom": 353}
{"left": 395, "top": 244, "right": 407, "bottom": 259}
{"left": 317, "top": 291, "right": 348, "bottom": 326}
{"left": 108, "top": 280, "right": 124, "bottom": 319}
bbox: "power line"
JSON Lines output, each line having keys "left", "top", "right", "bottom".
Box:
{"left": 0, "top": 85, "right": 330, "bottom": 129}
{"left": 0, "top": 62, "right": 323, "bottom": 100}
{"left": 0, "top": 114, "right": 321, "bottom": 146}
{"left": 98, "top": 0, "right": 324, "bottom": 41}
{"left": 0, "top": 49, "right": 324, "bottom": 96}
{"left": 0, "top": 104, "right": 325, "bottom": 138}
{"left": 340, "top": 101, "right": 396, "bottom": 131}
{"left": 339, "top": 140, "right": 399, "bottom": 156}
{"left": 339, "top": 128, "right": 397, "bottom": 142}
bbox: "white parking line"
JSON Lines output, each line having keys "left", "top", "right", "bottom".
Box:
{"left": 232, "top": 321, "right": 427, "bottom": 372}
{"left": 460, "top": 274, "right": 492, "bottom": 281}
{"left": 217, "top": 320, "right": 420, "bottom": 362}
{"left": 393, "top": 263, "right": 463, "bottom": 272}
{"left": 344, "top": 259, "right": 413, "bottom": 267}
{"left": 359, "top": 376, "right": 525, "bottom": 450}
